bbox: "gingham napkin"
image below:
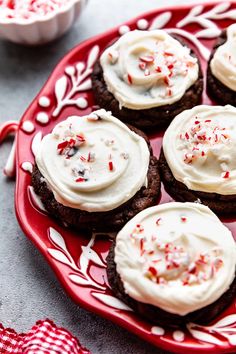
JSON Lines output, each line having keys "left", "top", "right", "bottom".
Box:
{"left": 0, "top": 319, "right": 90, "bottom": 354}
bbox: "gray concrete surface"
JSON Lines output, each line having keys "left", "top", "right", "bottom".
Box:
{"left": 0, "top": 0, "right": 215, "bottom": 353}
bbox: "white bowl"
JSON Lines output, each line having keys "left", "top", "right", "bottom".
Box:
{"left": 0, "top": 0, "right": 88, "bottom": 45}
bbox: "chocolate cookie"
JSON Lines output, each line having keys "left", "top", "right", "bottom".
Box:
{"left": 106, "top": 202, "right": 236, "bottom": 327}
{"left": 207, "top": 26, "right": 236, "bottom": 105}
{"left": 159, "top": 149, "right": 236, "bottom": 215}
{"left": 159, "top": 104, "right": 236, "bottom": 215}
{"left": 32, "top": 156, "right": 160, "bottom": 232}
{"left": 92, "top": 31, "right": 203, "bottom": 131}
{"left": 32, "top": 110, "right": 161, "bottom": 232}
{"left": 107, "top": 243, "right": 236, "bottom": 327}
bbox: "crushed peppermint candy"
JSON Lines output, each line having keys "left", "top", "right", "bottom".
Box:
{"left": 56, "top": 130, "right": 94, "bottom": 182}
{"left": 72, "top": 162, "right": 90, "bottom": 181}
{"left": 129, "top": 222, "right": 223, "bottom": 286}
{"left": 140, "top": 55, "right": 155, "bottom": 63}
{"left": 136, "top": 43, "right": 197, "bottom": 98}
{"left": 131, "top": 224, "right": 144, "bottom": 236}
{"left": 105, "top": 139, "right": 115, "bottom": 147}
{"left": 127, "top": 74, "right": 133, "bottom": 85}
{"left": 108, "top": 161, "right": 114, "bottom": 171}
{"left": 222, "top": 171, "right": 230, "bottom": 179}
{"left": 57, "top": 133, "right": 86, "bottom": 157}
{"left": 80, "top": 155, "right": 86, "bottom": 162}
{"left": 107, "top": 50, "right": 119, "bottom": 64}
{"left": 120, "top": 152, "right": 129, "bottom": 160}
{"left": 87, "top": 113, "right": 100, "bottom": 121}
{"left": 55, "top": 120, "right": 130, "bottom": 186}
{"left": 76, "top": 177, "right": 85, "bottom": 183}
{"left": 87, "top": 152, "right": 95, "bottom": 163}
{"left": 179, "top": 119, "right": 232, "bottom": 178}
{"left": 0, "top": 0, "right": 73, "bottom": 20}
{"left": 139, "top": 62, "right": 146, "bottom": 71}
{"left": 144, "top": 68, "right": 150, "bottom": 76}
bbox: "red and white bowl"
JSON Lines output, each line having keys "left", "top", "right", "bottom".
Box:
{"left": 0, "top": 0, "right": 88, "bottom": 45}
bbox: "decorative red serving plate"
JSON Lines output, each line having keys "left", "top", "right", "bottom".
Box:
{"left": 1, "top": 2, "right": 236, "bottom": 353}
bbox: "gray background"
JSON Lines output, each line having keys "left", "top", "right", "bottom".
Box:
{"left": 0, "top": 0, "right": 216, "bottom": 353}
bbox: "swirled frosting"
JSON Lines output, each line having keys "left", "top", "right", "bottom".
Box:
{"left": 36, "top": 109, "right": 150, "bottom": 212}
{"left": 210, "top": 24, "right": 236, "bottom": 91}
{"left": 100, "top": 30, "right": 199, "bottom": 110}
{"left": 163, "top": 105, "right": 236, "bottom": 195}
{"left": 114, "top": 202, "right": 236, "bottom": 316}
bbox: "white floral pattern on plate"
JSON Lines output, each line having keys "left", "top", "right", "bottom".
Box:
{"left": 187, "top": 315, "right": 236, "bottom": 346}
{"left": 52, "top": 45, "right": 100, "bottom": 117}
{"left": 47, "top": 227, "right": 132, "bottom": 311}
{"left": 147, "top": 2, "right": 236, "bottom": 60}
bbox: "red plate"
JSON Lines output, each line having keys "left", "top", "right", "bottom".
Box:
{"left": 2, "top": 2, "right": 236, "bottom": 353}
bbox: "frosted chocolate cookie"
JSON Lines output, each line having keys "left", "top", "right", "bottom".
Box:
{"left": 159, "top": 105, "right": 236, "bottom": 214}
{"left": 107, "top": 202, "right": 236, "bottom": 326}
{"left": 207, "top": 24, "right": 236, "bottom": 105}
{"left": 92, "top": 30, "right": 203, "bottom": 131}
{"left": 32, "top": 109, "right": 160, "bottom": 231}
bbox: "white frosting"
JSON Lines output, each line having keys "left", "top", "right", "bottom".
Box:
{"left": 163, "top": 105, "right": 236, "bottom": 195}
{"left": 115, "top": 202, "right": 236, "bottom": 316}
{"left": 36, "top": 109, "right": 150, "bottom": 212}
{"left": 210, "top": 24, "right": 236, "bottom": 91}
{"left": 31, "top": 132, "right": 42, "bottom": 158}
{"left": 100, "top": 30, "right": 199, "bottom": 110}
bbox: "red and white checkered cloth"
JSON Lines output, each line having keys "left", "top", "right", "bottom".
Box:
{"left": 0, "top": 319, "right": 90, "bottom": 353}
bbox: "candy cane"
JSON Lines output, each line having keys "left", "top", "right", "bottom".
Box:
{"left": 0, "top": 120, "right": 19, "bottom": 178}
